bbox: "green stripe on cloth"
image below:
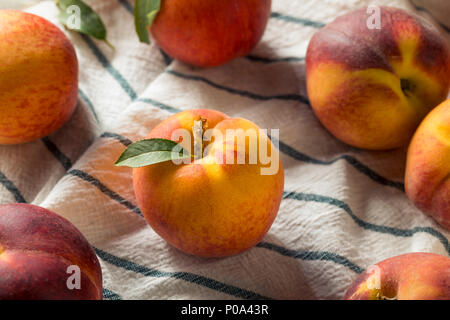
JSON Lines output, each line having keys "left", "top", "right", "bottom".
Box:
{"left": 271, "top": 136, "right": 405, "bottom": 192}
{"left": 103, "top": 288, "right": 122, "bottom": 300}
{"left": 81, "top": 34, "right": 137, "bottom": 100}
{"left": 94, "top": 247, "right": 272, "bottom": 300}
{"left": 0, "top": 170, "right": 26, "bottom": 203}
{"left": 78, "top": 88, "right": 100, "bottom": 123}
{"left": 245, "top": 55, "right": 305, "bottom": 64}
{"left": 283, "top": 191, "right": 450, "bottom": 255}
{"left": 166, "top": 70, "right": 310, "bottom": 105}
{"left": 270, "top": 12, "right": 326, "bottom": 28}
{"left": 66, "top": 169, "right": 143, "bottom": 217}
{"left": 41, "top": 137, "right": 73, "bottom": 171}
{"left": 256, "top": 242, "right": 364, "bottom": 274}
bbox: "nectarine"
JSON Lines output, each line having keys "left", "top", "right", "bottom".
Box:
{"left": 306, "top": 6, "right": 450, "bottom": 150}
{"left": 0, "top": 10, "right": 78, "bottom": 145}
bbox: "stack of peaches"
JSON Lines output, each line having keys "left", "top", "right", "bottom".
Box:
{"left": 0, "top": 1, "right": 449, "bottom": 300}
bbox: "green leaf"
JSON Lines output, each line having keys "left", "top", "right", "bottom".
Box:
{"left": 115, "top": 138, "right": 191, "bottom": 168}
{"left": 134, "top": 0, "right": 161, "bottom": 44}
{"left": 55, "top": 0, "right": 112, "bottom": 47}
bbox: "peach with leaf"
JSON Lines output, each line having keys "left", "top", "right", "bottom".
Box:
{"left": 134, "top": 0, "right": 272, "bottom": 67}
{"left": 116, "top": 109, "right": 284, "bottom": 257}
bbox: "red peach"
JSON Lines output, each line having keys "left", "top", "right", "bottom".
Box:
{"left": 345, "top": 252, "right": 450, "bottom": 300}
{"left": 0, "top": 204, "right": 102, "bottom": 300}
{"left": 150, "top": 0, "right": 272, "bottom": 67}
{"left": 306, "top": 7, "right": 450, "bottom": 150}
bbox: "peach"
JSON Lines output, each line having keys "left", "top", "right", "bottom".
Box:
{"left": 133, "top": 109, "right": 284, "bottom": 257}
{"left": 0, "top": 10, "right": 78, "bottom": 145}
{"left": 0, "top": 204, "right": 102, "bottom": 300}
{"left": 405, "top": 100, "right": 450, "bottom": 230}
{"left": 306, "top": 6, "right": 450, "bottom": 150}
{"left": 344, "top": 252, "right": 450, "bottom": 300}
{"left": 150, "top": 0, "right": 272, "bottom": 67}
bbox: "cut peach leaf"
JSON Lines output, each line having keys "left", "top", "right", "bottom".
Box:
{"left": 115, "top": 138, "right": 191, "bottom": 168}
{"left": 134, "top": 0, "right": 161, "bottom": 44}
{"left": 55, "top": 0, "right": 113, "bottom": 48}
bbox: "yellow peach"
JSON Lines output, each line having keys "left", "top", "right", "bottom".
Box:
{"left": 405, "top": 99, "right": 450, "bottom": 230}
{"left": 133, "top": 109, "right": 284, "bottom": 257}
{"left": 0, "top": 10, "right": 78, "bottom": 144}
{"left": 306, "top": 6, "right": 450, "bottom": 150}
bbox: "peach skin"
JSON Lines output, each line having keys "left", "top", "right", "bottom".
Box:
{"left": 405, "top": 99, "right": 450, "bottom": 230}
{"left": 306, "top": 6, "right": 450, "bottom": 150}
{"left": 150, "top": 0, "right": 272, "bottom": 67}
{"left": 0, "top": 10, "right": 78, "bottom": 144}
{"left": 0, "top": 204, "right": 102, "bottom": 300}
{"left": 133, "top": 109, "right": 284, "bottom": 257}
{"left": 344, "top": 252, "right": 450, "bottom": 300}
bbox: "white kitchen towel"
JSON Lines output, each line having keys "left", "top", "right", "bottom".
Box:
{"left": 1, "top": 0, "right": 449, "bottom": 300}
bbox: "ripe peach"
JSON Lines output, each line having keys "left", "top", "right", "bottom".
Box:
{"left": 306, "top": 6, "right": 450, "bottom": 150}
{"left": 133, "top": 109, "right": 284, "bottom": 257}
{"left": 0, "top": 10, "right": 78, "bottom": 145}
{"left": 405, "top": 100, "right": 450, "bottom": 230}
{"left": 150, "top": 0, "right": 272, "bottom": 67}
{"left": 0, "top": 204, "right": 102, "bottom": 300}
{"left": 345, "top": 252, "right": 450, "bottom": 300}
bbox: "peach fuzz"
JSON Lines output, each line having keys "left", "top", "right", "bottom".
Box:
{"left": 0, "top": 10, "right": 78, "bottom": 144}
{"left": 344, "top": 252, "right": 450, "bottom": 300}
{"left": 405, "top": 99, "right": 450, "bottom": 230}
{"left": 133, "top": 109, "right": 284, "bottom": 257}
{"left": 306, "top": 6, "right": 450, "bottom": 150}
{"left": 0, "top": 204, "right": 102, "bottom": 300}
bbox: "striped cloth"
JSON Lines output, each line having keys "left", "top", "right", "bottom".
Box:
{"left": 1, "top": 0, "right": 449, "bottom": 300}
